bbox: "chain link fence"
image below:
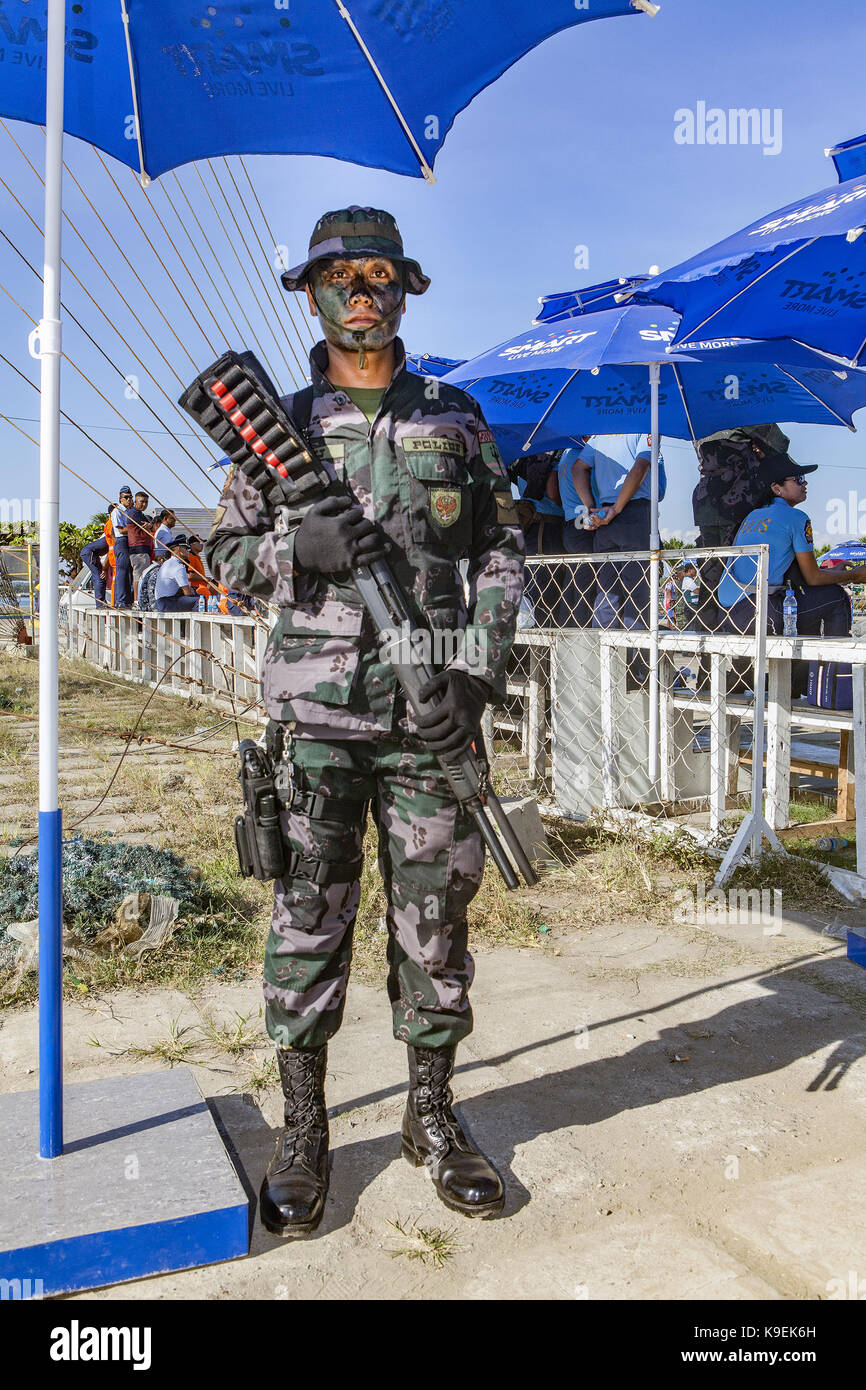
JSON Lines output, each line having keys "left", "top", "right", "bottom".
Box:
{"left": 484, "top": 546, "right": 772, "bottom": 843}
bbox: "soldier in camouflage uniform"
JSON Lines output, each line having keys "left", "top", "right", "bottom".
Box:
{"left": 692, "top": 424, "right": 792, "bottom": 689}
{"left": 692, "top": 424, "right": 791, "bottom": 629}
{"left": 204, "top": 207, "right": 524, "bottom": 1236}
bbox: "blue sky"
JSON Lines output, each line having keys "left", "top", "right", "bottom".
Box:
{"left": 1, "top": 0, "right": 866, "bottom": 542}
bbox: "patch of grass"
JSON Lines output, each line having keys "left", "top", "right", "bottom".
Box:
{"left": 199, "top": 1006, "right": 266, "bottom": 1056}
{"left": 787, "top": 795, "right": 835, "bottom": 824}
{"left": 0, "top": 717, "right": 31, "bottom": 764}
{"left": 244, "top": 1055, "right": 279, "bottom": 1097}
{"left": 386, "top": 1217, "right": 461, "bottom": 1268}
{"left": 91, "top": 1015, "right": 201, "bottom": 1067}
{"left": 727, "top": 849, "right": 847, "bottom": 913}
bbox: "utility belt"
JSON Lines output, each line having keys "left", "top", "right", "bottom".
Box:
{"left": 234, "top": 723, "right": 363, "bottom": 885}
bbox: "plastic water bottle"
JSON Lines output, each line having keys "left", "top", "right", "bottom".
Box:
{"left": 782, "top": 588, "right": 798, "bottom": 637}
{"left": 198, "top": 596, "right": 206, "bottom": 613}
{"left": 815, "top": 836, "right": 849, "bottom": 852}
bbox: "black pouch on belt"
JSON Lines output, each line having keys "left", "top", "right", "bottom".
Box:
{"left": 234, "top": 739, "right": 286, "bottom": 881}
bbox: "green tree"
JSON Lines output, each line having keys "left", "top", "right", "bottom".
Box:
{"left": 58, "top": 513, "right": 108, "bottom": 578}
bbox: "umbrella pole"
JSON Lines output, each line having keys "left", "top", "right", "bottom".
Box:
{"left": 32, "top": 0, "right": 65, "bottom": 1159}
{"left": 647, "top": 362, "right": 661, "bottom": 787}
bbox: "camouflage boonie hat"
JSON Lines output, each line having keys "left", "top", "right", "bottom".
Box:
{"left": 280, "top": 205, "right": 430, "bottom": 295}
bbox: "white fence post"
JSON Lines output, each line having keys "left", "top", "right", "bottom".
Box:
{"left": 766, "top": 655, "right": 792, "bottom": 830}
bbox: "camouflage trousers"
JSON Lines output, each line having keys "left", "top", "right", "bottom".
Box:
{"left": 264, "top": 734, "right": 485, "bottom": 1050}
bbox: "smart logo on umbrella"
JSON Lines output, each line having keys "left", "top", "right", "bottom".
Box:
{"left": 162, "top": 6, "right": 325, "bottom": 82}
{"left": 0, "top": 4, "right": 97, "bottom": 64}
{"left": 500, "top": 328, "right": 598, "bottom": 360}
{"left": 747, "top": 184, "right": 866, "bottom": 238}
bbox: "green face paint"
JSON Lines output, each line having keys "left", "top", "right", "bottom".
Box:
{"left": 310, "top": 257, "right": 405, "bottom": 369}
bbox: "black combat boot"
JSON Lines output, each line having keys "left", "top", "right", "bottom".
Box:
{"left": 402, "top": 1044, "right": 505, "bottom": 1218}
{"left": 259, "top": 1044, "right": 329, "bottom": 1237}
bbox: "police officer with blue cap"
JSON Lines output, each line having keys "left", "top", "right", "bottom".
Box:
{"left": 720, "top": 452, "right": 866, "bottom": 691}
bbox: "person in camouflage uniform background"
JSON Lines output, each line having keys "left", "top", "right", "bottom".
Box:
{"left": 691, "top": 424, "right": 792, "bottom": 687}
{"left": 205, "top": 206, "right": 524, "bottom": 1235}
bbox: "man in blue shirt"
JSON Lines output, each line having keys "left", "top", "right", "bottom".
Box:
{"left": 513, "top": 452, "right": 567, "bottom": 627}
{"left": 154, "top": 535, "right": 198, "bottom": 612}
{"left": 570, "top": 433, "right": 664, "bottom": 680}
{"left": 721, "top": 453, "right": 866, "bottom": 692}
{"left": 557, "top": 438, "right": 598, "bottom": 626}
{"left": 153, "top": 509, "right": 177, "bottom": 559}
{"left": 108, "top": 486, "right": 135, "bottom": 608}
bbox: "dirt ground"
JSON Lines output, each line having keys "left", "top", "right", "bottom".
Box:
{"left": 2, "top": 652, "right": 866, "bottom": 1300}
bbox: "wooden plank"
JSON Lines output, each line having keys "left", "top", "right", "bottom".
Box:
{"left": 739, "top": 753, "right": 838, "bottom": 780}
{"left": 766, "top": 657, "right": 792, "bottom": 830}
{"left": 836, "top": 729, "right": 856, "bottom": 820}
{"left": 776, "top": 818, "right": 856, "bottom": 843}
{"left": 726, "top": 714, "right": 742, "bottom": 800}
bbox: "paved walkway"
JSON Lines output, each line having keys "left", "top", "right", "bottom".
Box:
{"left": 3, "top": 902, "right": 864, "bottom": 1300}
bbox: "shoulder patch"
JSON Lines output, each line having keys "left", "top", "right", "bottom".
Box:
{"left": 804, "top": 519, "right": 813, "bottom": 544}
{"left": 478, "top": 427, "right": 507, "bottom": 477}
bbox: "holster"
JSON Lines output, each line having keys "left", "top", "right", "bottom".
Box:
{"left": 234, "top": 740, "right": 286, "bottom": 881}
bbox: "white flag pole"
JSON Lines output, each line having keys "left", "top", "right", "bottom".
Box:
{"left": 30, "top": 0, "right": 66, "bottom": 1159}
{"left": 647, "top": 362, "right": 661, "bottom": 787}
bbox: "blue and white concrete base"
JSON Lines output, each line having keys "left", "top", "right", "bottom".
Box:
{"left": 0, "top": 1069, "right": 250, "bottom": 1296}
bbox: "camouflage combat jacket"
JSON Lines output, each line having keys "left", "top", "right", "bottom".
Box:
{"left": 692, "top": 424, "right": 791, "bottom": 528}
{"left": 204, "top": 339, "right": 524, "bottom": 736}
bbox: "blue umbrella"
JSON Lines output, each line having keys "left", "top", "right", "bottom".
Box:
{"left": 534, "top": 276, "right": 650, "bottom": 323}
{"left": 445, "top": 304, "right": 866, "bottom": 786}
{"left": 637, "top": 175, "right": 866, "bottom": 365}
{"left": 1, "top": 0, "right": 656, "bottom": 183}
{"left": 406, "top": 353, "right": 464, "bottom": 377}
{"left": 2, "top": 0, "right": 659, "bottom": 1165}
{"left": 828, "top": 134, "right": 866, "bottom": 183}
{"left": 444, "top": 305, "right": 866, "bottom": 456}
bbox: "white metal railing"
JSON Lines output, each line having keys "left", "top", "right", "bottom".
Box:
{"left": 60, "top": 547, "right": 866, "bottom": 886}
{"left": 65, "top": 602, "right": 268, "bottom": 723}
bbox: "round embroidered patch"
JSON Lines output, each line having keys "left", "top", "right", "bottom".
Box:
{"left": 430, "top": 488, "right": 461, "bottom": 527}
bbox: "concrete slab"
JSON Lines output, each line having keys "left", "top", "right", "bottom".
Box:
{"left": 722, "top": 1160, "right": 866, "bottom": 1297}
{"left": 0, "top": 1070, "right": 249, "bottom": 1296}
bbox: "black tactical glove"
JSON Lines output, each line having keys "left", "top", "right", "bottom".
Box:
{"left": 414, "top": 670, "right": 489, "bottom": 755}
{"left": 294, "top": 495, "right": 388, "bottom": 575}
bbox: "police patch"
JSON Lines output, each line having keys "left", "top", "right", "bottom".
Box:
{"left": 430, "top": 488, "right": 461, "bottom": 527}
{"left": 804, "top": 520, "right": 813, "bottom": 544}
{"left": 402, "top": 435, "right": 466, "bottom": 456}
{"left": 478, "top": 427, "right": 506, "bottom": 476}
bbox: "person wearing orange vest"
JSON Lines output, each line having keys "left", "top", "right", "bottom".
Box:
{"left": 103, "top": 513, "right": 116, "bottom": 606}
{"left": 186, "top": 535, "right": 210, "bottom": 599}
